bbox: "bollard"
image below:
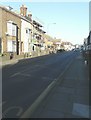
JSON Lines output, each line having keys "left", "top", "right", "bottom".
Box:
{"left": 10, "top": 52, "right": 13, "bottom": 60}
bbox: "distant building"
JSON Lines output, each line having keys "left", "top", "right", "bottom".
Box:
{"left": 61, "top": 41, "right": 74, "bottom": 51}
{"left": 53, "top": 39, "right": 62, "bottom": 51}
{"left": 43, "top": 34, "right": 54, "bottom": 53}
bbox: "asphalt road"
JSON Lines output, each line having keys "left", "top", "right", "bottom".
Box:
{"left": 2, "top": 51, "right": 80, "bottom": 118}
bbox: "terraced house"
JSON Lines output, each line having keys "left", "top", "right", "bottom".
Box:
{"left": 20, "top": 5, "right": 32, "bottom": 57}
{"left": 0, "top": 5, "right": 21, "bottom": 57}
{"left": 32, "top": 20, "right": 46, "bottom": 56}
{"left": 0, "top": 5, "right": 47, "bottom": 59}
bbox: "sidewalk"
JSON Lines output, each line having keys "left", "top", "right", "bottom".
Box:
{"left": 31, "top": 54, "right": 89, "bottom": 118}
{"left": 1, "top": 57, "right": 25, "bottom": 66}
{"left": 1, "top": 50, "right": 49, "bottom": 67}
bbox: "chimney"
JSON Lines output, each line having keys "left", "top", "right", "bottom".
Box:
{"left": 20, "top": 5, "right": 27, "bottom": 16}
{"left": 28, "top": 12, "right": 32, "bottom": 20}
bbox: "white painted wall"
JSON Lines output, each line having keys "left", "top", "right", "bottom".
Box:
{"left": 21, "top": 19, "right": 32, "bottom": 53}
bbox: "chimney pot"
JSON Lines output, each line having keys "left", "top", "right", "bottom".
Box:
{"left": 20, "top": 5, "right": 27, "bottom": 16}
{"left": 28, "top": 12, "right": 32, "bottom": 20}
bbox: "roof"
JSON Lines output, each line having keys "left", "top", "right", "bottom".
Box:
{"left": 33, "top": 20, "right": 42, "bottom": 27}
{"left": 37, "top": 28, "right": 46, "bottom": 33}
{"left": 0, "top": 5, "right": 21, "bottom": 19}
{"left": 0, "top": 5, "right": 32, "bottom": 24}
{"left": 53, "top": 39, "right": 61, "bottom": 43}
{"left": 21, "top": 16, "right": 32, "bottom": 24}
{"left": 61, "top": 41, "right": 73, "bottom": 46}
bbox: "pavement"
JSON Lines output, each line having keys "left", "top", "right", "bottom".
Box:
{"left": 1, "top": 51, "right": 49, "bottom": 67}
{"left": 30, "top": 53, "right": 90, "bottom": 118}
{"left": 1, "top": 54, "right": 43, "bottom": 67}
{"left": 1, "top": 57, "right": 28, "bottom": 67}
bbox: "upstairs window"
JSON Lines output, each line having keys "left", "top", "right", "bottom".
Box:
{"left": 26, "top": 29, "right": 31, "bottom": 34}
{"left": 26, "top": 29, "right": 28, "bottom": 34}
{"left": 7, "top": 21, "right": 17, "bottom": 36}
{"left": 12, "top": 24, "right": 16, "bottom": 36}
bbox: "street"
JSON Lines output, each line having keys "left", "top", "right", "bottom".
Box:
{"left": 2, "top": 51, "right": 79, "bottom": 118}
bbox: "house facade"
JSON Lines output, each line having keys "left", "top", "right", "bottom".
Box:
{"left": 0, "top": 4, "right": 56, "bottom": 59}
{"left": 21, "top": 18, "right": 32, "bottom": 55}
{"left": 61, "top": 41, "right": 74, "bottom": 51}
{"left": 0, "top": 6, "right": 21, "bottom": 56}
{"left": 20, "top": 5, "right": 33, "bottom": 56}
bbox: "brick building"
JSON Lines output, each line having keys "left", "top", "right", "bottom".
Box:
{"left": 0, "top": 5, "right": 21, "bottom": 56}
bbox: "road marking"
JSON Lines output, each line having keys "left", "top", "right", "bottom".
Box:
{"left": 72, "top": 103, "right": 89, "bottom": 118}
{"left": 3, "top": 106, "right": 23, "bottom": 117}
{"left": 10, "top": 64, "right": 41, "bottom": 78}
{"left": 10, "top": 72, "right": 20, "bottom": 78}
{"left": 19, "top": 73, "right": 31, "bottom": 77}
{"left": 10, "top": 72, "right": 31, "bottom": 78}
{"left": 20, "top": 80, "right": 56, "bottom": 118}
{"left": 20, "top": 58, "right": 74, "bottom": 118}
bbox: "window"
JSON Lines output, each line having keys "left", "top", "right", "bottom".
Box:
{"left": 7, "top": 22, "right": 16, "bottom": 36}
{"left": 7, "top": 40, "right": 16, "bottom": 52}
{"left": 29, "top": 29, "right": 31, "bottom": 33}
{"left": 12, "top": 41, "right": 16, "bottom": 52}
{"left": 26, "top": 30, "right": 28, "bottom": 33}
{"left": 26, "top": 29, "right": 31, "bottom": 34}
{"left": 7, "top": 22, "right": 12, "bottom": 36}
{"left": 12, "top": 24, "right": 16, "bottom": 36}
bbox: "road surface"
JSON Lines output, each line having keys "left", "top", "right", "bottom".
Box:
{"left": 2, "top": 51, "right": 79, "bottom": 118}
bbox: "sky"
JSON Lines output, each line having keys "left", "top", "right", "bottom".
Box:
{"left": 0, "top": 1, "right": 89, "bottom": 45}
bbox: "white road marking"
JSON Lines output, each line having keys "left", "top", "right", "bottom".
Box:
{"left": 10, "top": 72, "right": 20, "bottom": 78}
{"left": 10, "top": 72, "right": 31, "bottom": 78}
{"left": 10, "top": 64, "right": 37, "bottom": 78}
{"left": 3, "top": 106, "right": 23, "bottom": 117}
{"left": 10, "top": 64, "right": 42, "bottom": 78}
